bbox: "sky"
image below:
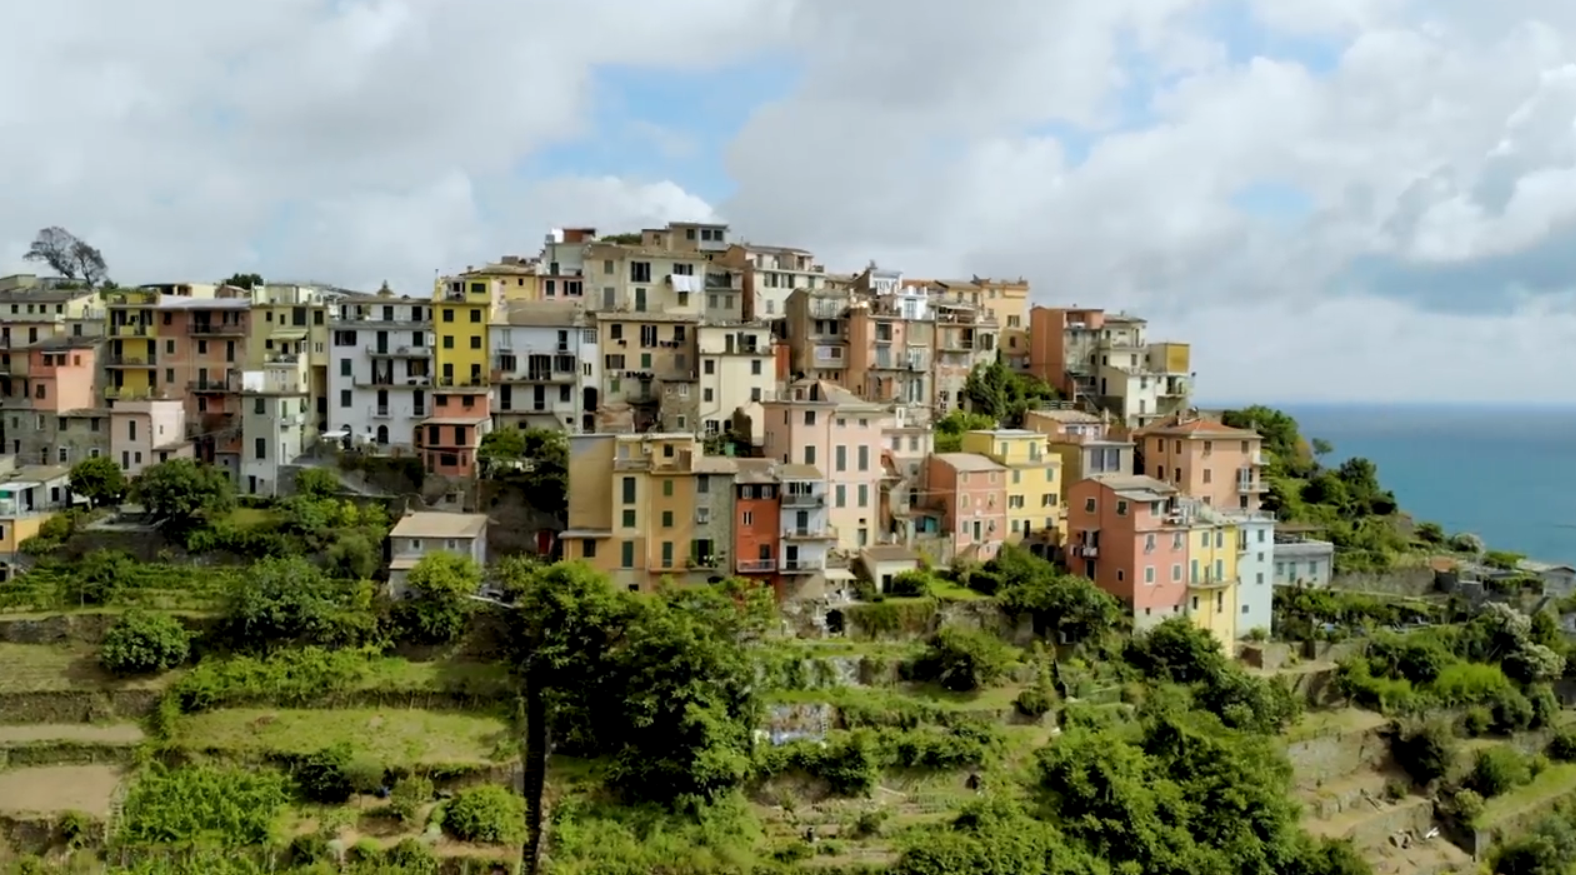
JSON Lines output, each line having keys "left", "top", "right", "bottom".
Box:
{"left": 4, "top": 0, "right": 1576, "bottom": 404}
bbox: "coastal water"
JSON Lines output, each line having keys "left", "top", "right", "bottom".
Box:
{"left": 1279, "top": 405, "right": 1576, "bottom": 566}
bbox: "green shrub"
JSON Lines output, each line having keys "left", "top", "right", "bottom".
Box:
{"left": 288, "top": 833, "right": 333, "bottom": 866}
{"left": 442, "top": 784, "right": 525, "bottom": 844}
{"left": 1392, "top": 719, "right": 1457, "bottom": 786}
{"left": 1489, "top": 687, "right": 1535, "bottom": 734}
{"left": 1429, "top": 662, "right": 1512, "bottom": 706}
{"left": 1461, "top": 706, "right": 1492, "bottom": 737}
{"left": 99, "top": 610, "right": 190, "bottom": 675}
{"left": 55, "top": 810, "right": 92, "bottom": 847}
{"left": 1469, "top": 747, "right": 1531, "bottom": 798}
{"left": 1546, "top": 731, "right": 1576, "bottom": 762}
{"left": 382, "top": 838, "right": 439, "bottom": 875}
{"left": 885, "top": 570, "right": 932, "bottom": 598}
{"left": 388, "top": 775, "right": 435, "bottom": 822}
{"left": 906, "top": 625, "right": 1016, "bottom": 692}
{"left": 1014, "top": 687, "right": 1053, "bottom": 718}
{"left": 1447, "top": 788, "right": 1485, "bottom": 824}
{"left": 1528, "top": 684, "right": 1561, "bottom": 730}
{"left": 294, "top": 743, "right": 355, "bottom": 804}
{"left": 851, "top": 809, "right": 887, "bottom": 838}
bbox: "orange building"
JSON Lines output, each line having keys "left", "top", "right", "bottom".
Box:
{"left": 417, "top": 389, "right": 491, "bottom": 477}
{"left": 162, "top": 297, "right": 252, "bottom": 472}
{"left": 1138, "top": 418, "right": 1266, "bottom": 510}
{"left": 733, "top": 459, "right": 782, "bottom": 586}
{"left": 1066, "top": 474, "right": 1190, "bottom": 630}
{"left": 925, "top": 453, "right": 1008, "bottom": 561}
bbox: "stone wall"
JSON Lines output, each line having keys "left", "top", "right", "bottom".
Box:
{"left": 1241, "top": 642, "right": 1292, "bottom": 671}
{"left": 1330, "top": 566, "right": 1439, "bottom": 596}
{"left": 1286, "top": 724, "right": 1389, "bottom": 790}
{"left": 0, "top": 612, "right": 216, "bottom": 646}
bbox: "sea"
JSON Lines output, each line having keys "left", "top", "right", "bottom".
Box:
{"left": 1269, "top": 405, "right": 1576, "bottom": 567}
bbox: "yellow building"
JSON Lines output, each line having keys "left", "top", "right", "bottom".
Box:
{"left": 0, "top": 282, "right": 104, "bottom": 392}
{"left": 433, "top": 275, "right": 501, "bottom": 389}
{"left": 246, "top": 284, "right": 331, "bottom": 431}
{"left": 953, "top": 277, "right": 1031, "bottom": 370}
{"left": 104, "top": 289, "right": 162, "bottom": 400}
{"left": 462, "top": 257, "right": 540, "bottom": 303}
{"left": 959, "top": 428, "right": 1063, "bottom": 544}
{"left": 1185, "top": 504, "right": 1240, "bottom": 644}
{"left": 562, "top": 432, "right": 706, "bottom": 591}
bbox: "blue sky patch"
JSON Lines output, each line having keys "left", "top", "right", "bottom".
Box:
{"left": 1229, "top": 180, "right": 1315, "bottom": 220}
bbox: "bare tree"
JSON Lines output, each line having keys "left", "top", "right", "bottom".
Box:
{"left": 24, "top": 226, "right": 110, "bottom": 288}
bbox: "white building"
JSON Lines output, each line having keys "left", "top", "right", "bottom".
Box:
{"left": 387, "top": 511, "right": 489, "bottom": 597}
{"left": 1230, "top": 510, "right": 1277, "bottom": 638}
{"left": 779, "top": 463, "right": 834, "bottom": 576}
{"left": 489, "top": 301, "right": 598, "bottom": 434}
{"left": 328, "top": 293, "right": 434, "bottom": 451}
{"left": 696, "top": 322, "right": 775, "bottom": 438}
{"left": 240, "top": 360, "right": 310, "bottom": 496}
{"left": 724, "top": 244, "right": 827, "bottom": 320}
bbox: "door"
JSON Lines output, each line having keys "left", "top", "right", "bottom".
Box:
{"left": 634, "top": 288, "right": 647, "bottom": 311}
{"left": 785, "top": 545, "right": 799, "bottom": 570}
{"left": 376, "top": 331, "right": 388, "bottom": 354}
{"left": 794, "top": 510, "right": 808, "bottom": 534}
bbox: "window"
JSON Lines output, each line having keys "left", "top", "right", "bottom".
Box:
{"left": 1172, "top": 564, "right": 1182, "bottom": 582}
{"left": 835, "top": 445, "right": 846, "bottom": 472}
{"left": 1144, "top": 566, "right": 1155, "bottom": 584}
{"left": 339, "top": 389, "right": 351, "bottom": 408}
{"left": 469, "top": 335, "right": 481, "bottom": 349}
{"left": 1083, "top": 497, "right": 1095, "bottom": 513}
{"left": 661, "top": 510, "right": 673, "bottom": 528}
{"left": 443, "top": 309, "right": 455, "bottom": 322}
{"left": 621, "top": 476, "right": 636, "bottom": 503}
{"left": 857, "top": 484, "right": 868, "bottom": 507}
{"left": 1116, "top": 500, "right": 1128, "bottom": 516}
{"left": 254, "top": 438, "right": 266, "bottom": 460}
{"left": 857, "top": 445, "right": 869, "bottom": 471}
{"left": 621, "top": 541, "right": 635, "bottom": 568}
{"left": 835, "top": 484, "right": 846, "bottom": 507}
{"left": 660, "top": 541, "right": 674, "bottom": 567}
{"left": 621, "top": 509, "right": 635, "bottom": 527}
{"left": 582, "top": 539, "right": 597, "bottom": 559}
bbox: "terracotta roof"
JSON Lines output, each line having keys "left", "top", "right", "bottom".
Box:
{"left": 1143, "top": 419, "right": 1259, "bottom": 439}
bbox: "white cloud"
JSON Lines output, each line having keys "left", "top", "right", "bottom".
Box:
{"left": 6, "top": 1, "right": 1576, "bottom": 402}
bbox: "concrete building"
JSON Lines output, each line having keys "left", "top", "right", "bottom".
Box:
{"left": 0, "top": 461, "right": 73, "bottom": 582}
{"left": 489, "top": 301, "right": 596, "bottom": 434}
{"left": 1184, "top": 501, "right": 1242, "bottom": 644}
{"left": 858, "top": 545, "right": 922, "bottom": 593}
{"left": 432, "top": 275, "right": 502, "bottom": 391}
{"left": 719, "top": 243, "right": 827, "bottom": 321}
{"left": 582, "top": 237, "right": 712, "bottom": 316}
{"left": 110, "top": 399, "right": 189, "bottom": 476}
{"left": 244, "top": 283, "right": 333, "bottom": 433}
{"left": 695, "top": 322, "right": 775, "bottom": 438}
{"left": 967, "top": 277, "right": 1032, "bottom": 371}
{"left": 595, "top": 312, "right": 698, "bottom": 433}
{"left": 1274, "top": 529, "right": 1336, "bottom": 586}
{"left": 959, "top": 429, "right": 1063, "bottom": 545}
{"left": 1140, "top": 418, "right": 1267, "bottom": 511}
{"left": 157, "top": 295, "right": 251, "bottom": 475}
{"left": 1066, "top": 474, "right": 1189, "bottom": 632}
{"left": 845, "top": 293, "right": 931, "bottom": 406}
{"left": 929, "top": 296, "right": 998, "bottom": 416}
{"left": 1024, "top": 407, "right": 1135, "bottom": 493}
{"left": 240, "top": 361, "right": 311, "bottom": 496}
{"left": 1028, "top": 305, "right": 1108, "bottom": 403}
{"left": 1231, "top": 510, "right": 1278, "bottom": 637}
{"left": 689, "top": 455, "right": 739, "bottom": 582}
{"left": 784, "top": 288, "right": 852, "bottom": 384}
{"left": 925, "top": 453, "right": 1008, "bottom": 562}
{"left": 0, "top": 282, "right": 104, "bottom": 409}
{"left": 733, "top": 459, "right": 782, "bottom": 582}
{"left": 779, "top": 463, "right": 834, "bottom": 577}
{"left": 418, "top": 389, "right": 491, "bottom": 479}
{"left": 562, "top": 432, "right": 710, "bottom": 591}
{"left": 387, "top": 511, "right": 490, "bottom": 597}
{"left": 328, "top": 292, "right": 433, "bottom": 452}
{"left": 12, "top": 339, "right": 105, "bottom": 466}
{"left": 880, "top": 413, "right": 934, "bottom": 544}
{"left": 761, "top": 380, "right": 889, "bottom": 551}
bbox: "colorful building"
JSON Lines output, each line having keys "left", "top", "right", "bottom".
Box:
{"left": 1066, "top": 474, "right": 1189, "bottom": 631}
{"left": 15, "top": 338, "right": 102, "bottom": 466}
{"left": 733, "top": 459, "right": 782, "bottom": 582}
{"left": 761, "top": 379, "right": 889, "bottom": 551}
{"left": 432, "top": 275, "right": 501, "bottom": 390}
{"left": 489, "top": 301, "right": 596, "bottom": 434}
{"left": 417, "top": 389, "right": 490, "bottom": 478}
{"left": 958, "top": 429, "right": 1063, "bottom": 545}
{"left": 1139, "top": 418, "right": 1267, "bottom": 511}
{"left": 1184, "top": 503, "right": 1241, "bottom": 643}
{"left": 925, "top": 452, "right": 1008, "bottom": 562}
{"left": 329, "top": 291, "right": 433, "bottom": 452}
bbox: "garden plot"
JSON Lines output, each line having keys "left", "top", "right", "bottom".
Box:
{"left": 0, "top": 643, "right": 168, "bottom": 693}
{"left": 0, "top": 765, "right": 123, "bottom": 816}
{"left": 173, "top": 708, "right": 516, "bottom": 768}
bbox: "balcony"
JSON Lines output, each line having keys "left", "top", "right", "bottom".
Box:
{"left": 103, "top": 386, "right": 166, "bottom": 401}
{"left": 1073, "top": 544, "right": 1099, "bottom": 558}
{"left": 783, "top": 525, "right": 838, "bottom": 541}
{"left": 188, "top": 378, "right": 236, "bottom": 392}
{"left": 111, "top": 323, "right": 152, "bottom": 337}
{"left": 737, "top": 558, "right": 776, "bottom": 574}
{"left": 105, "top": 355, "right": 157, "bottom": 368}
{"left": 434, "top": 376, "right": 490, "bottom": 391}
{"left": 366, "top": 344, "right": 432, "bottom": 357}
{"left": 1237, "top": 479, "right": 1267, "bottom": 494}
{"left": 1250, "top": 450, "right": 1265, "bottom": 466}
{"left": 494, "top": 369, "right": 575, "bottom": 384}
{"left": 613, "top": 455, "right": 652, "bottom": 471}
{"left": 355, "top": 374, "right": 430, "bottom": 389}
{"left": 372, "top": 406, "right": 391, "bottom": 418}
{"left": 780, "top": 558, "right": 825, "bottom": 574}
{"left": 107, "top": 291, "right": 158, "bottom": 307}
{"left": 782, "top": 492, "right": 825, "bottom": 508}
{"left": 1189, "top": 573, "right": 1234, "bottom": 590}
{"left": 188, "top": 322, "right": 247, "bottom": 337}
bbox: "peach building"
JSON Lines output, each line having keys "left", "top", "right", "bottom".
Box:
{"left": 11, "top": 338, "right": 105, "bottom": 466}
{"left": 1028, "top": 305, "right": 1106, "bottom": 400}
{"left": 110, "top": 399, "right": 191, "bottom": 476}
{"left": 417, "top": 389, "right": 491, "bottom": 478}
{"left": 925, "top": 453, "right": 1008, "bottom": 561}
{"left": 1066, "top": 474, "right": 1190, "bottom": 630}
{"left": 760, "top": 379, "right": 888, "bottom": 551}
{"left": 1139, "top": 418, "right": 1266, "bottom": 511}
{"left": 733, "top": 459, "right": 782, "bottom": 581}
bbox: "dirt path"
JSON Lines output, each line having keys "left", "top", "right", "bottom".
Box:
{"left": 0, "top": 723, "right": 145, "bottom": 745}
{"left": 0, "top": 765, "right": 123, "bottom": 815}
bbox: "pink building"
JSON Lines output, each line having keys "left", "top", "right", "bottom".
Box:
{"left": 28, "top": 339, "right": 98, "bottom": 414}
{"left": 111, "top": 399, "right": 191, "bottom": 476}
{"left": 1066, "top": 473, "right": 1188, "bottom": 630}
{"left": 417, "top": 389, "right": 492, "bottom": 477}
{"left": 926, "top": 453, "right": 1008, "bottom": 561}
{"left": 760, "top": 379, "right": 889, "bottom": 550}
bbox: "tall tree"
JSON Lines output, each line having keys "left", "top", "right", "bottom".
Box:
{"left": 221, "top": 272, "right": 264, "bottom": 290}
{"left": 24, "top": 226, "right": 109, "bottom": 288}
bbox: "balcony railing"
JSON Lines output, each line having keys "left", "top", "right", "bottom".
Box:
{"left": 1237, "top": 479, "right": 1267, "bottom": 494}
{"left": 782, "top": 492, "right": 824, "bottom": 508}
{"left": 434, "top": 376, "right": 490, "bottom": 390}
{"left": 366, "top": 344, "right": 432, "bottom": 357}
{"left": 188, "top": 322, "right": 247, "bottom": 337}
{"left": 783, "top": 525, "right": 837, "bottom": 541}
{"left": 111, "top": 323, "right": 152, "bottom": 337}
{"left": 1072, "top": 544, "right": 1099, "bottom": 558}
{"left": 188, "top": 378, "right": 236, "bottom": 392}
{"left": 781, "top": 558, "right": 825, "bottom": 574}
{"left": 737, "top": 559, "right": 776, "bottom": 574}
{"left": 613, "top": 456, "right": 652, "bottom": 471}
{"left": 106, "top": 355, "right": 157, "bottom": 368}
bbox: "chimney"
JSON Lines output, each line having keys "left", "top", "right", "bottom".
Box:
{"left": 377, "top": 281, "right": 393, "bottom": 298}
